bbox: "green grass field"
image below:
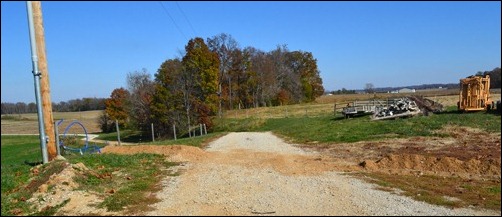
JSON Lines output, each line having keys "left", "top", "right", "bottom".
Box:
{"left": 215, "top": 106, "right": 501, "bottom": 144}
{"left": 1, "top": 135, "right": 44, "bottom": 215}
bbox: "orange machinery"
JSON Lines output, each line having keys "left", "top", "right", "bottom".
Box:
{"left": 458, "top": 75, "right": 492, "bottom": 111}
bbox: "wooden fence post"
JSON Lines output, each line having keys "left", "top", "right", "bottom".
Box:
{"left": 115, "top": 120, "right": 121, "bottom": 146}
{"left": 151, "top": 123, "right": 155, "bottom": 142}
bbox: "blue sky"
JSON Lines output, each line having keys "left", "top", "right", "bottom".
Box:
{"left": 1, "top": 1, "right": 501, "bottom": 103}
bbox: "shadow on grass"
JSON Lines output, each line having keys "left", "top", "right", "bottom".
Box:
{"left": 120, "top": 134, "right": 153, "bottom": 143}
{"left": 24, "top": 160, "right": 42, "bottom": 167}
{"left": 330, "top": 116, "right": 346, "bottom": 121}
{"left": 439, "top": 108, "right": 501, "bottom": 116}
{"left": 486, "top": 109, "right": 501, "bottom": 116}
{"left": 331, "top": 113, "right": 374, "bottom": 121}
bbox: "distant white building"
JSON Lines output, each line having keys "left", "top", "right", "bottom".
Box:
{"left": 398, "top": 88, "right": 416, "bottom": 93}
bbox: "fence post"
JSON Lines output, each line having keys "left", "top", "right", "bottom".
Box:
{"left": 115, "top": 120, "right": 121, "bottom": 146}
{"left": 203, "top": 123, "right": 207, "bottom": 135}
{"left": 173, "top": 124, "right": 177, "bottom": 140}
{"left": 200, "top": 124, "right": 203, "bottom": 136}
{"left": 151, "top": 123, "right": 155, "bottom": 142}
{"left": 54, "top": 120, "right": 61, "bottom": 156}
{"left": 334, "top": 103, "right": 337, "bottom": 116}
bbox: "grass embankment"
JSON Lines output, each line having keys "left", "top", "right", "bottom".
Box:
{"left": 1, "top": 135, "right": 179, "bottom": 216}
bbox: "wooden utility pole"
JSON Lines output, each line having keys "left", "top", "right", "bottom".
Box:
{"left": 32, "top": 1, "right": 56, "bottom": 161}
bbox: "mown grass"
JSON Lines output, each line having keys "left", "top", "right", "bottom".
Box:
{"left": 1, "top": 110, "right": 102, "bottom": 122}
{"left": 97, "top": 129, "right": 224, "bottom": 148}
{"left": 354, "top": 172, "right": 501, "bottom": 210}
{"left": 0, "top": 115, "right": 32, "bottom": 121}
{"left": 1, "top": 135, "right": 180, "bottom": 215}
{"left": 215, "top": 106, "right": 500, "bottom": 143}
{"left": 1, "top": 136, "right": 41, "bottom": 193}
{"left": 96, "top": 130, "right": 151, "bottom": 143}
{"left": 213, "top": 117, "right": 266, "bottom": 132}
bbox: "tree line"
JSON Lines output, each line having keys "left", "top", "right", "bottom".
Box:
{"left": 329, "top": 67, "right": 501, "bottom": 95}
{"left": 476, "top": 67, "right": 501, "bottom": 89}
{"left": 101, "top": 33, "right": 325, "bottom": 138}
{"left": 1, "top": 97, "right": 106, "bottom": 115}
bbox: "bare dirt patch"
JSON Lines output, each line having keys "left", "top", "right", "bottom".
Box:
{"left": 302, "top": 126, "right": 501, "bottom": 180}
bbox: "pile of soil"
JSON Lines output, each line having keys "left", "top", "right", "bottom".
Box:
{"left": 304, "top": 126, "right": 501, "bottom": 180}
{"left": 27, "top": 161, "right": 118, "bottom": 216}
{"left": 360, "top": 154, "right": 501, "bottom": 179}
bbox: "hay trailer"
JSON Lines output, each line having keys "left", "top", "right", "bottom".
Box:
{"left": 341, "top": 99, "right": 384, "bottom": 118}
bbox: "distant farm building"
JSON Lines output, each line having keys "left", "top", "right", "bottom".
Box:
{"left": 398, "top": 88, "right": 416, "bottom": 93}
{"left": 416, "top": 87, "right": 449, "bottom": 93}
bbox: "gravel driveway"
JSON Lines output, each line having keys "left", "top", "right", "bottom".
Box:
{"left": 146, "top": 132, "right": 499, "bottom": 216}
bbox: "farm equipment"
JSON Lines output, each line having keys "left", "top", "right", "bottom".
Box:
{"left": 457, "top": 75, "right": 492, "bottom": 112}
{"left": 341, "top": 100, "right": 382, "bottom": 118}
{"left": 372, "top": 98, "right": 421, "bottom": 120}
{"left": 408, "top": 95, "right": 444, "bottom": 114}
{"left": 341, "top": 97, "right": 444, "bottom": 120}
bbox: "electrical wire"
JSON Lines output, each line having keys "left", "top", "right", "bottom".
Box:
{"left": 175, "top": 1, "right": 198, "bottom": 37}
{"left": 158, "top": 1, "right": 188, "bottom": 41}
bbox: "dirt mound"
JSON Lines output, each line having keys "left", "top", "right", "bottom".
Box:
{"left": 361, "top": 154, "right": 501, "bottom": 179}
{"left": 101, "top": 145, "right": 208, "bottom": 162}
{"left": 27, "top": 161, "right": 119, "bottom": 216}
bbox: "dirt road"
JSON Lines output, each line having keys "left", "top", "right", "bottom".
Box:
{"left": 124, "top": 132, "right": 498, "bottom": 216}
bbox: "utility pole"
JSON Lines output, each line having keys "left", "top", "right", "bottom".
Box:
{"left": 32, "top": 1, "right": 56, "bottom": 161}
{"left": 26, "top": 1, "right": 48, "bottom": 164}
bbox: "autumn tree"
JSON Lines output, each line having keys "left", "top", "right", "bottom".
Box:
{"left": 241, "top": 47, "right": 259, "bottom": 108}
{"left": 102, "top": 87, "right": 130, "bottom": 132}
{"left": 246, "top": 46, "right": 276, "bottom": 106}
{"left": 181, "top": 37, "right": 220, "bottom": 132}
{"left": 127, "top": 69, "right": 154, "bottom": 133}
{"left": 151, "top": 58, "right": 184, "bottom": 139}
{"left": 269, "top": 45, "right": 296, "bottom": 105}
{"left": 234, "top": 47, "right": 256, "bottom": 108}
{"left": 287, "top": 51, "right": 324, "bottom": 102}
{"left": 105, "top": 87, "right": 130, "bottom": 123}
{"left": 207, "top": 33, "right": 239, "bottom": 115}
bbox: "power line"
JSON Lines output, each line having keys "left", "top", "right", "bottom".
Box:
{"left": 158, "top": 1, "right": 188, "bottom": 41}
{"left": 175, "top": 1, "right": 198, "bottom": 37}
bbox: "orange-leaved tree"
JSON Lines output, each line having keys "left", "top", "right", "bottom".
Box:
{"left": 104, "top": 87, "right": 130, "bottom": 131}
